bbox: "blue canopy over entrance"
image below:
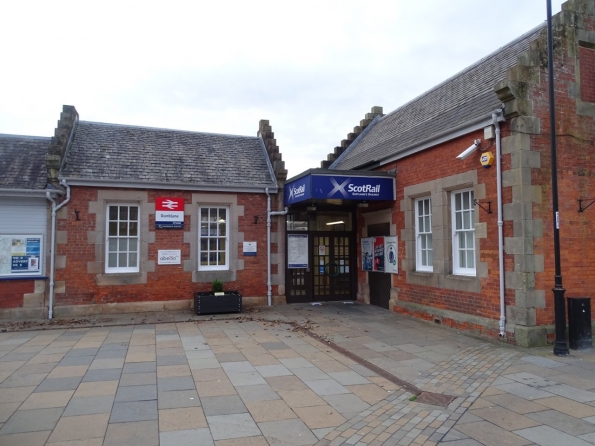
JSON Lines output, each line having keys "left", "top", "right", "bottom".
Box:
{"left": 284, "top": 169, "right": 395, "bottom": 206}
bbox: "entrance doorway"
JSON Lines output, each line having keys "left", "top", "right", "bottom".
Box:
{"left": 286, "top": 210, "right": 355, "bottom": 303}
{"left": 367, "top": 223, "right": 392, "bottom": 309}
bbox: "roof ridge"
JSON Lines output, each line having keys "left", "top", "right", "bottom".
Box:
{"left": 378, "top": 23, "right": 545, "bottom": 124}
{"left": 79, "top": 121, "right": 259, "bottom": 140}
{"left": 0, "top": 133, "right": 51, "bottom": 140}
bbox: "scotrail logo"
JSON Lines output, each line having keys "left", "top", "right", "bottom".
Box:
{"left": 328, "top": 178, "right": 381, "bottom": 198}
{"left": 347, "top": 184, "right": 380, "bottom": 194}
{"left": 288, "top": 183, "right": 306, "bottom": 201}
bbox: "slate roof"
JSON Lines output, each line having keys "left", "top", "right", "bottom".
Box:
{"left": 0, "top": 134, "right": 50, "bottom": 190}
{"left": 61, "top": 122, "right": 277, "bottom": 188}
{"left": 332, "top": 24, "right": 545, "bottom": 170}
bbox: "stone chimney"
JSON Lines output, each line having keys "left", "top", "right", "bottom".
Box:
{"left": 258, "top": 120, "right": 288, "bottom": 184}
{"left": 320, "top": 106, "right": 383, "bottom": 169}
{"left": 47, "top": 105, "right": 78, "bottom": 187}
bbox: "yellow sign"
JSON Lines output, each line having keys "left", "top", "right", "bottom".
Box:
{"left": 480, "top": 151, "right": 495, "bottom": 168}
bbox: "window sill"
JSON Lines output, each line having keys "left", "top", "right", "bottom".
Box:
{"left": 446, "top": 274, "right": 478, "bottom": 281}
{"left": 411, "top": 271, "right": 433, "bottom": 277}
{"left": 96, "top": 272, "right": 146, "bottom": 286}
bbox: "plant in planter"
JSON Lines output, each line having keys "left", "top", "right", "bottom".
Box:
{"left": 194, "top": 280, "right": 242, "bottom": 315}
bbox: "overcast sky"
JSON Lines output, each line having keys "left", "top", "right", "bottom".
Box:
{"left": 1, "top": 1, "right": 565, "bottom": 179}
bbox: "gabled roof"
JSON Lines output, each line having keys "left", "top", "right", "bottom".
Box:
{"left": 0, "top": 134, "right": 50, "bottom": 190}
{"left": 332, "top": 24, "right": 545, "bottom": 170}
{"left": 61, "top": 121, "right": 277, "bottom": 189}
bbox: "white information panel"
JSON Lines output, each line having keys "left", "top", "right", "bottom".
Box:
{"left": 288, "top": 234, "right": 308, "bottom": 268}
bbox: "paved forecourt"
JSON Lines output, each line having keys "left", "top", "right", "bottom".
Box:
{"left": 0, "top": 303, "right": 593, "bottom": 445}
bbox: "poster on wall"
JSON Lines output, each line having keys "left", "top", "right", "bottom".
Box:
{"left": 0, "top": 235, "right": 43, "bottom": 276}
{"left": 384, "top": 236, "right": 398, "bottom": 274}
{"left": 288, "top": 234, "right": 308, "bottom": 268}
{"left": 374, "top": 237, "right": 385, "bottom": 272}
{"left": 361, "top": 237, "right": 374, "bottom": 272}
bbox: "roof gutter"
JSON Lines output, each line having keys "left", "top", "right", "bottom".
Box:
{"left": 60, "top": 177, "right": 278, "bottom": 194}
{"left": 0, "top": 188, "right": 63, "bottom": 198}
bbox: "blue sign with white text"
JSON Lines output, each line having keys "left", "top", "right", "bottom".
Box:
{"left": 285, "top": 173, "right": 394, "bottom": 205}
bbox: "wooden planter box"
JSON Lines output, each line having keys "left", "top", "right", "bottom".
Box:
{"left": 194, "top": 291, "right": 242, "bottom": 315}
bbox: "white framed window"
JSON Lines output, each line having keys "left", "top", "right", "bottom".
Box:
{"left": 199, "top": 206, "right": 229, "bottom": 271}
{"left": 452, "top": 189, "right": 475, "bottom": 276}
{"left": 415, "top": 197, "right": 433, "bottom": 272}
{"left": 105, "top": 204, "right": 140, "bottom": 273}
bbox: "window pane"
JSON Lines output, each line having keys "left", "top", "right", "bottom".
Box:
{"left": 463, "top": 210, "right": 470, "bottom": 229}
{"left": 219, "top": 222, "right": 227, "bottom": 236}
{"left": 129, "top": 239, "right": 138, "bottom": 252}
{"left": 421, "top": 251, "right": 427, "bottom": 265}
{"left": 209, "top": 223, "right": 217, "bottom": 236}
{"left": 201, "top": 209, "right": 208, "bottom": 221}
{"left": 108, "top": 238, "right": 117, "bottom": 251}
{"left": 218, "top": 252, "right": 226, "bottom": 264}
{"left": 466, "top": 231, "right": 474, "bottom": 250}
{"left": 427, "top": 235, "right": 432, "bottom": 249}
{"left": 130, "top": 207, "right": 138, "bottom": 220}
{"left": 455, "top": 193, "right": 461, "bottom": 211}
{"left": 456, "top": 212, "right": 462, "bottom": 230}
{"left": 200, "top": 253, "right": 208, "bottom": 265}
{"left": 108, "top": 253, "right": 117, "bottom": 267}
{"left": 119, "top": 206, "right": 128, "bottom": 220}
{"left": 109, "top": 206, "right": 118, "bottom": 220}
{"left": 421, "top": 236, "right": 426, "bottom": 249}
{"left": 428, "top": 248, "right": 433, "bottom": 265}
{"left": 129, "top": 222, "right": 138, "bottom": 236}
{"left": 424, "top": 216, "right": 430, "bottom": 231}
{"left": 219, "top": 209, "right": 226, "bottom": 222}
{"left": 459, "top": 232, "right": 466, "bottom": 249}
{"left": 129, "top": 253, "right": 138, "bottom": 268}
{"left": 200, "top": 223, "right": 208, "bottom": 236}
{"left": 119, "top": 239, "right": 127, "bottom": 252}
{"left": 466, "top": 250, "right": 474, "bottom": 268}
{"left": 119, "top": 253, "right": 127, "bottom": 267}
{"left": 209, "top": 253, "right": 217, "bottom": 264}
{"left": 418, "top": 200, "right": 423, "bottom": 215}
{"left": 219, "top": 239, "right": 226, "bottom": 250}
{"left": 119, "top": 222, "right": 128, "bottom": 236}
{"left": 109, "top": 222, "right": 118, "bottom": 236}
{"left": 418, "top": 216, "right": 423, "bottom": 231}
{"left": 209, "top": 238, "right": 217, "bottom": 251}
{"left": 424, "top": 199, "right": 429, "bottom": 214}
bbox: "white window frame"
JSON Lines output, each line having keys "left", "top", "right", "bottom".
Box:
{"left": 415, "top": 197, "right": 433, "bottom": 272}
{"left": 105, "top": 203, "right": 140, "bottom": 274}
{"left": 198, "top": 206, "right": 229, "bottom": 271}
{"left": 451, "top": 189, "right": 475, "bottom": 276}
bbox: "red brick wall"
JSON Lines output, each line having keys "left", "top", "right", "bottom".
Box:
{"left": 357, "top": 130, "right": 514, "bottom": 326}
{"left": 579, "top": 45, "right": 595, "bottom": 103}
{"left": 530, "top": 40, "right": 595, "bottom": 326}
{"left": 55, "top": 187, "right": 275, "bottom": 306}
{"left": 0, "top": 280, "right": 34, "bottom": 309}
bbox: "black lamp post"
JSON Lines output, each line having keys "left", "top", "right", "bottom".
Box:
{"left": 547, "top": 0, "right": 569, "bottom": 356}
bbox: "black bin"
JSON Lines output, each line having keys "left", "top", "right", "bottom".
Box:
{"left": 567, "top": 297, "right": 592, "bottom": 350}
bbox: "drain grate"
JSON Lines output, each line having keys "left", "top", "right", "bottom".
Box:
{"left": 415, "top": 392, "right": 456, "bottom": 407}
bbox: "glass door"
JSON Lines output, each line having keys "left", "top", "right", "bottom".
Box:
{"left": 312, "top": 233, "right": 352, "bottom": 301}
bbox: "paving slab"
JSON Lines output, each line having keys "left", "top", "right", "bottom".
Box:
{"left": 1, "top": 304, "right": 594, "bottom": 446}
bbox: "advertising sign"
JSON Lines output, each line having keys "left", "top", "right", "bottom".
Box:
{"left": 288, "top": 234, "right": 308, "bottom": 268}
{"left": 157, "top": 250, "right": 181, "bottom": 265}
{"left": 156, "top": 197, "right": 185, "bottom": 229}
{"left": 361, "top": 237, "right": 374, "bottom": 272}
{"left": 0, "top": 235, "right": 42, "bottom": 276}
{"left": 374, "top": 237, "right": 385, "bottom": 272}
{"left": 384, "top": 236, "right": 398, "bottom": 274}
